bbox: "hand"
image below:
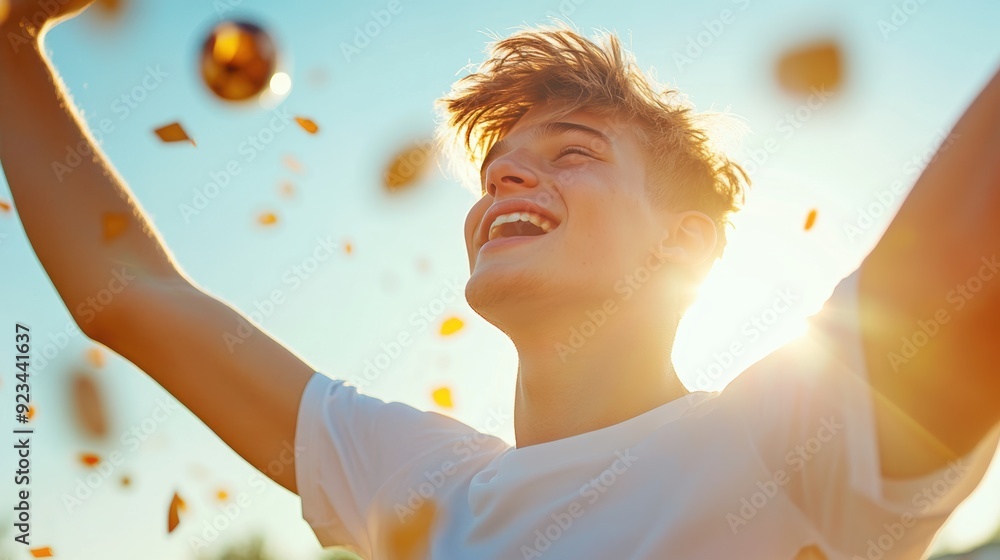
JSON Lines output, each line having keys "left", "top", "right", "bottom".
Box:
{"left": 1, "top": 0, "right": 95, "bottom": 34}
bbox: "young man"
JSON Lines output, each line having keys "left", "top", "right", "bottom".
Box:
{"left": 2, "top": 3, "right": 999, "bottom": 559}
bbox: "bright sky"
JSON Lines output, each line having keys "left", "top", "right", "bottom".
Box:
{"left": 1, "top": 0, "right": 999, "bottom": 558}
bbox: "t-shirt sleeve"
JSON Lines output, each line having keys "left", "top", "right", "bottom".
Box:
{"left": 294, "top": 372, "right": 498, "bottom": 551}
{"left": 722, "top": 269, "right": 1000, "bottom": 556}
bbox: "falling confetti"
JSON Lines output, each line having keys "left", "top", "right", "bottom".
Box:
{"left": 27, "top": 405, "right": 35, "bottom": 420}
{"left": 153, "top": 122, "right": 195, "bottom": 146}
{"left": 167, "top": 491, "right": 185, "bottom": 533}
{"left": 79, "top": 452, "right": 101, "bottom": 467}
{"left": 200, "top": 20, "right": 277, "bottom": 102}
{"left": 384, "top": 140, "right": 435, "bottom": 192}
{"left": 283, "top": 154, "right": 304, "bottom": 174}
{"left": 29, "top": 547, "right": 54, "bottom": 558}
{"left": 121, "top": 475, "right": 132, "bottom": 487}
{"left": 279, "top": 181, "right": 295, "bottom": 197}
{"left": 215, "top": 489, "right": 229, "bottom": 502}
{"left": 439, "top": 317, "right": 464, "bottom": 336}
{"left": 86, "top": 346, "right": 105, "bottom": 368}
{"left": 257, "top": 212, "right": 278, "bottom": 226}
{"left": 431, "top": 387, "right": 453, "bottom": 409}
{"left": 804, "top": 209, "right": 818, "bottom": 231}
{"left": 295, "top": 116, "right": 319, "bottom": 134}
{"left": 102, "top": 212, "right": 128, "bottom": 242}
{"left": 0, "top": 199, "right": 11, "bottom": 212}
{"left": 343, "top": 240, "right": 353, "bottom": 255}
{"left": 72, "top": 372, "right": 109, "bottom": 438}
{"left": 776, "top": 40, "right": 844, "bottom": 96}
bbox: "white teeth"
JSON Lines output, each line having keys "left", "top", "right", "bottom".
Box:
{"left": 488, "top": 211, "right": 556, "bottom": 241}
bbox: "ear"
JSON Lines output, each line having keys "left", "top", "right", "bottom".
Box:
{"left": 659, "top": 211, "right": 718, "bottom": 266}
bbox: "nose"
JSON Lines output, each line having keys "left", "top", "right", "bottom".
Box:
{"left": 484, "top": 152, "right": 539, "bottom": 197}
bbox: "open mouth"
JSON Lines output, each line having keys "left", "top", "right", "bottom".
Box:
{"left": 488, "top": 211, "right": 556, "bottom": 242}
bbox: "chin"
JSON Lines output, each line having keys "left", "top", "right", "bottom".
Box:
{"left": 465, "top": 265, "right": 551, "bottom": 327}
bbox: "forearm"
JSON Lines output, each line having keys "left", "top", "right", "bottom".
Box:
{"left": 0, "top": 28, "right": 184, "bottom": 335}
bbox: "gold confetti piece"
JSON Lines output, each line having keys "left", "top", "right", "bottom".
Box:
{"left": 86, "top": 346, "right": 105, "bottom": 368}
{"left": 72, "top": 372, "right": 108, "bottom": 438}
{"left": 279, "top": 181, "right": 295, "bottom": 197}
{"left": 167, "top": 491, "right": 185, "bottom": 533}
{"left": 295, "top": 116, "right": 319, "bottom": 134}
{"left": 102, "top": 212, "right": 128, "bottom": 242}
{"left": 257, "top": 212, "right": 278, "bottom": 226}
{"left": 344, "top": 240, "right": 353, "bottom": 255}
{"left": 215, "top": 489, "right": 229, "bottom": 502}
{"left": 153, "top": 122, "right": 195, "bottom": 146}
{"left": 80, "top": 452, "right": 101, "bottom": 467}
{"left": 283, "top": 154, "right": 304, "bottom": 174}
{"left": 804, "top": 209, "right": 818, "bottom": 231}
{"left": 27, "top": 404, "right": 35, "bottom": 420}
{"left": 30, "top": 547, "right": 54, "bottom": 558}
{"left": 384, "top": 140, "right": 435, "bottom": 192}
{"left": 439, "top": 317, "right": 464, "bottom": 336}
{"left": 121, "top": 475, "right": 132, "bottom": 487}
{"left": 776, "top": 40, "right": 844, "bottom": 96}
{"left": 200, "top": 20, "right": 277, "bottom": 102}
{"left": 0, "top": 199, "right": 12, "bottom": 212}
{"left": 415, "top": 258, "right": 430, "bottom": 274}
{"left": 431, "top": 387, "right": 453, "bottom": 409}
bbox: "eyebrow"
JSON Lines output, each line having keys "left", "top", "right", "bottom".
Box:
{"left": 479, "top": 121, "right": 615, "bottom": 184}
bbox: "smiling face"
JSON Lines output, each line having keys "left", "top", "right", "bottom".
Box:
{"left": 463, "top": 104, "right": 682, "bottom": 332}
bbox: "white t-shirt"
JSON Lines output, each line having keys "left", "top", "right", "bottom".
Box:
{"left": 294, "top": 271, "right": 1000, "bottom": 560}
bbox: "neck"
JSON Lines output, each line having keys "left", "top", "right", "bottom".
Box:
{"left": 508, "top": 300, "right": 689, "bottom": 448}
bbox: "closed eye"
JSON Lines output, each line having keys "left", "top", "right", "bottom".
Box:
{"left": 556, "top": 145, "right": 595, "bottom": 159}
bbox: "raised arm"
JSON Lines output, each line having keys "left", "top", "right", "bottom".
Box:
{"left": 858, "top": 65, "right": 1000, "bottom": 479}
{"left": 0, "top": 2, "right": 313, "bottom": 492}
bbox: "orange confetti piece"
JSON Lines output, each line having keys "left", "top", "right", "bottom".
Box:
{"left": 86, "top": 346, "right": 105, "bottom": 368}
{"left": 72, "top": 372, "right": 109, "bottom": 438}
{"left": 80, "top": 452, "right": 101, "bottom": 467}
{"left": 384, "top": 140, "right": 435, "bottom": 192}
{"left": 283, "top": 154, "right": 304, "bottom": 174}
{"left": 30, "top": 547, "right": 54, "bottom": 558}
{"left": 167, "top": 491, "right": 185, "bottom": 533}
{"left": 153, "top": 122, "right": 195, "bottom": 146}
{"left": 295, "top": 116, "right": 319, "bottom": 134}
{"left": 279, "top": 181, "right": 295, "bottom": 197}
{"left": 215, "top": 489, "right": 229, "bottom": 502}
{"left": 431, "top": 387, "right": 453, "bottom": 409}
{"left": 200, "top": 21, "right": 277, "bottom": 102}
{"left": 121, "top": 475, "right": 132, "bottom": 487}
{"left": 0, "top": 199, "right": 11, "bottom": 212}
{"left": 257, "top": 212, "right": 278, "bottom": 226}
{"left": 439, "top": 317, "right": 464, "bottom": 336}
{"left": 804, "top": 209, "right": 818, "bottom": 231}
{"left": 27, "top": 404, "right": 35, "bottom": 420}
{"left": 102, "top": 212, "right": 128, "bottom": 242}
{"left": 776, "top": 40, "right": 844, "bottom": 96}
